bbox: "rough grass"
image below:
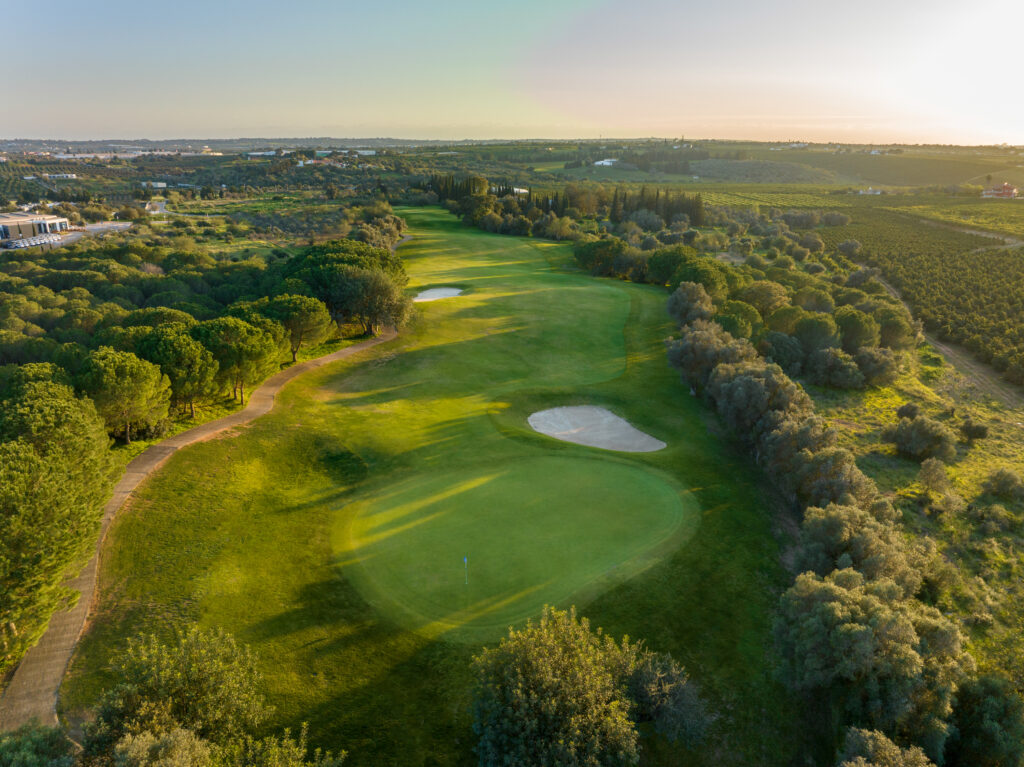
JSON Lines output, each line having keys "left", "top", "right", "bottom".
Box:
{"left": 61, "top": 208, "right": 805, "bottom": 766}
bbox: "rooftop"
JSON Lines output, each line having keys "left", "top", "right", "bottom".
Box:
{"left": 0, "top": 211, "right": 69, "bottom": 223}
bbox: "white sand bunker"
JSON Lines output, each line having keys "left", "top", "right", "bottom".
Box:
{"left": 414, "top": 287, "right": 463, "bottom": 302}
{"left": 528, "top": 406, "right": 666, "bottom": 452}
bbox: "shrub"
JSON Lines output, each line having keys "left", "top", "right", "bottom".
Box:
{"left": 836, "top": 727, "right": 934, "bottom": 767}
{"left": 855, "top": 347, "right": 902, "bottom": 386}
{"left": 983, "top": 468, "right": 1024, "bottom": 501}
{"left": 897, "top": 402, "right": 920, "bottom": 420}
{"left": 884, "top": 416, "right": 957, "bottom": 462}
{"left": 960, "top": 417, "right": 989, "bottom": 444}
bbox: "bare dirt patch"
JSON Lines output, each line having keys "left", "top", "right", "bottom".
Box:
{"left": 528, "top": 406, "right": 666, "bottom": 452}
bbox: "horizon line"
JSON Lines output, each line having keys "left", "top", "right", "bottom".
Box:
{"left": 4, "top": 135, "right": 1024, "bottom": 149}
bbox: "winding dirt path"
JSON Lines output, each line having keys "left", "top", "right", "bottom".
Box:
{"left": 874, "top": 276, "right": 1024, "bottom": 409}
{"left": 0, "top": 330, "right": 397, "bottom": 730}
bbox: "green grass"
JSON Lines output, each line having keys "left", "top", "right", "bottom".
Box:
{"left": 61, "top": 208, "right": 804, "bottom": 765}
{"left": 344, "top": 456, "right": 696, "bottom": 638}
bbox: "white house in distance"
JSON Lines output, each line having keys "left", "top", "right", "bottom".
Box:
{"left": 594, "top": 158, "right": 618, "bottom": 166}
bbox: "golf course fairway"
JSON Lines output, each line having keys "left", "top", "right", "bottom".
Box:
{"left": 62, "top": 208, "right": 802, "bottom": 765}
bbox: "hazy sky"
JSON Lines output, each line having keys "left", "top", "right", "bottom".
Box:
{"left": 7, "top": 0, "right": 1022, "bottom": 143}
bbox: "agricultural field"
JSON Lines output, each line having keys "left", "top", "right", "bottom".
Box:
{"left": 742, "top": 148, "right": 1024, "bottom": 187}
{"left": 60, "top": 208, "right": 806, "bottom": 766}
{"left": 889, "top": 199, "right": 1024, "bottom": 238}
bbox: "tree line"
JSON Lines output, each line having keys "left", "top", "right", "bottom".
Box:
{"left": 0, "top": 234, "right": 412, "bottom": 677}
{"left": 665, "top": 283, "right": 1023, "bottom": 765}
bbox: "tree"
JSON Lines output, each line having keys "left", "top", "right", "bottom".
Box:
{"left": 776, "top": 569, "right": 968, "bottom": 745}
{"left": 190, "top": 317, "right": 279, "bottom": 404}
{"left": 799, "top": 503, "right": 921, "bottom": 598}
{"left": 84, "top": 628, "right": 269, "bottom": 759}
{"left": 77, "top": 347, "right": 171, "bottom": 443}
{"left": 471, "top": 606, "right": 639, "bottom": 767}
{"left": 759, "top": 331, "right": 805, "bottom": 375}
{"left": 793, "top": 314, "right": 840, "bottom": 355}
{"left": 945, "top": 675, "right": 1024, "bottom": 767}
{"left": 739, "top": 281, "right": 790, "bottom": 317}
{"left": 646, "top": 245, "right": 696, "bottom": 286}
{"left": 715, "top": 300, "right": 762, "bottom": 340}
{"left": 666, "top": 319, "right": 758, "bottom": 391}
{"left": 876, "top": 306, "right": 916, "bottom": 351}
{"left": 804, "top": 348, "right": 865, "bottom": 389}
{"left": 835, "top": 307, "right": 881, "bottom": 353}
{"left": 0, "top": 368, "right": 114, "bottom": 674}
{"left": 918, "top": 458, "right": 948, "bottom": 498}
{"left": 838, "top": 240, "right": 863, "bottom": 258}
{"left": 257, "top": 294, "right": 333, "bottom": 363}
{"left": 137, "top": 325, "right": 219, "bottom": 417}
{"left": 666, "top": 282, "right": 713, "bottom": 326}
{"left": 837, "top": 728, "right": 934, "bottom": 767}
{"left": 348, "top": 270, "right": 411, "bottom": 335}
{"left": 794, "top": 287, "right": 836, "bottom": 314}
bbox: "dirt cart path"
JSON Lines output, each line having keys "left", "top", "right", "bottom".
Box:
{"left": 0, "top": 330, "right": 397, "bottom": 730}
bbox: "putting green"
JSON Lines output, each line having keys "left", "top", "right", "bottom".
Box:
{"left": 339, "top": 456, "right": 699, "bottom": 637}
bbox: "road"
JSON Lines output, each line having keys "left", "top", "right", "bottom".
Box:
{"left": 0, "top": 330, "right": 398, "bottom": 730}
{"left": 57, "top": 221, "right": 133, "bottom": 247}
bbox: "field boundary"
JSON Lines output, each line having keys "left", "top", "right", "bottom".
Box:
{"left": 0, "top": 330, "right": 398, "bottom": 731}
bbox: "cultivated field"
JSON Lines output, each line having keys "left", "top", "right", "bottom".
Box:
{"left": 61, "top": 208, "right": 803, "bottom": 765}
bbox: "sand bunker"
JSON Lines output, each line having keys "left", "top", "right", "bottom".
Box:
{"left": 528, "top": 406, "right": 666, "bottom": 452}
{"left": 414, "top": 287, "right": 463, "bottom": 302}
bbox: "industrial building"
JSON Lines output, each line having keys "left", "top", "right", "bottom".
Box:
{"left": 0, "top": 212, "right": 70, "bottom": 245}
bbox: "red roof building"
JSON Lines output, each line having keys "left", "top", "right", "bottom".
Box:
{"left": 982, "top": 182, "right": 1018, "bottom": 199}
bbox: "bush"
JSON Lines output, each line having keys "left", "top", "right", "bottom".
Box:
{"left": 837, "top": 727, "right": 934, "bottom": 767}
{"left": 983, "top": 468, "right": 1024, "bottom": 501}
{"left": 897, "top": 402, "right": 920, "bottom": 420}
{"left": 84, "top": 628, "right": 269, "bottom": 759}
{"left": 884, "top": 416, "right": 957, "bottom": 462}
{"left": 960, "top": 417, "right": 989, "bottom": 444}
{"left": 855, "top": 347, "right": 901, "bottom": 386}
{"left": 627, "top": 652, "right": 708, "bottom": 745}
{"left": 0, "top": 723, "right": 75, "bottom": 767}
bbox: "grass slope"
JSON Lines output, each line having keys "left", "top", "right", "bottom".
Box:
{"left": 62, "top": 208, "right": 802, "bottom": 765}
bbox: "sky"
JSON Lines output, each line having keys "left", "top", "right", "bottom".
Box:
{"left": 6, "top": 0, "right": 1023, "bottom": 144}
